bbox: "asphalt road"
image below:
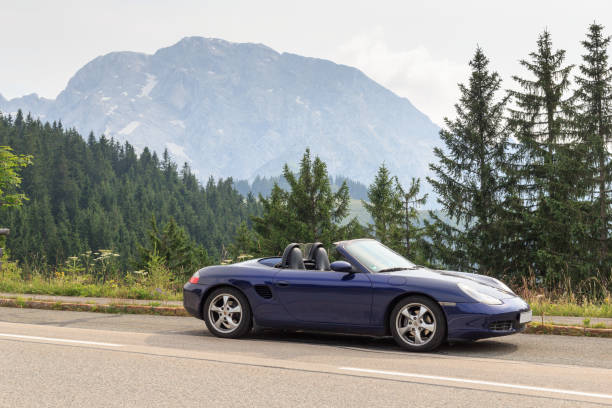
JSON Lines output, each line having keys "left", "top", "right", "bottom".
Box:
{"left": 1, "top": 308, "right": 612, "bottom": 407}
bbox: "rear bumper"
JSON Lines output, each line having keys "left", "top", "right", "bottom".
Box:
{"left": 183, "top": 283, "right": 205, "bottom": 319}
{"left": 443, "top": 296, "right": 530, "bottom": 341}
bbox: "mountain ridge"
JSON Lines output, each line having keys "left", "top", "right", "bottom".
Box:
{"left": 0, "top": 36, "right": 441, "bottom": 202}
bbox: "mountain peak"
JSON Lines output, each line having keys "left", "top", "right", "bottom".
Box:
{"left": 0, "top": 36, "right": 440, "bottom": 201}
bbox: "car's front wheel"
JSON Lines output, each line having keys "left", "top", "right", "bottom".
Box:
{"left": 390, "top": 296, "right": 446, "bottom": 352}
{"left": 203, "top": 287, "right": 252, "bottom": 338}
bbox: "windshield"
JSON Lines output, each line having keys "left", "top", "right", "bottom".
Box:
{"left": 343, "top": 240, "right": 416, "bottom": 272}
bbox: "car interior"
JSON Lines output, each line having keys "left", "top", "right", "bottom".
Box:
{"left": 276, "top": 242, "right": 331, "bottom": 271}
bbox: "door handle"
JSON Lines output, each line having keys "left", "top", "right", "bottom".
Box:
{"left": 276, "top": 281, "right": 289, "bottom": 287}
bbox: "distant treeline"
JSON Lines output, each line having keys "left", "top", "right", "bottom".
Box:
{"left": 234, "top": 175, "right": 368, "bottom": 201}
{"left": 0, "top": 112, "right": 261, "bottom": 268}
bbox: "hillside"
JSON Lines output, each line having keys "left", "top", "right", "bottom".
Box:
{"left": 0, "top": 37, "right": 441, "bottom": 201}
{"left": 0, "top": 112, "right": 259, "bottom": 265}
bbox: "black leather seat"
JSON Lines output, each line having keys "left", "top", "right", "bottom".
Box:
{"left": 288, "top": 247, "right": 305, "bottom": 270}
{"left": 308, "top": 242, "right": 331, "bottom": 271}
{"left": 314, "top": 247, "right": 331, "bottom": 271}
{"left": 280, "top": 243, "right": 305, "bottom": 270}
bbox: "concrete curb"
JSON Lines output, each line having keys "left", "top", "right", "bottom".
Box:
{"left": 525, "top": 322, "right": 612, "bottom": 338}
{"left": 0, "top": 298, "right": 190, "bottom": 317}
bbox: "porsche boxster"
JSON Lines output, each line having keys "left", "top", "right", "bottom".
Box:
{"left": 183, "top": 238, "right": 531, "bottom": 351}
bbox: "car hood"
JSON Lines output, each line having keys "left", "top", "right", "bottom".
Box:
{"left": 388, "top": 267, "right": 517, "bottom": 299}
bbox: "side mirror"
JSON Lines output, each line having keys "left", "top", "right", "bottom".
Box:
{"left": 330, "top": 260, "right": 353, "bottom": 273}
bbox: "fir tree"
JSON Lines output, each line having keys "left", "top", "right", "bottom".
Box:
{"left": 137, "top": 216, "right": 210, "bottom": 279}
{"left": 575, "top": 23, "right": 612, "bottom": 267}
{"left": 396, "top": 177, "right": 427, "bottom": 260}
{"left": 252, "top": 184, "right": 293, "bottom": 254}
{"left": 508, "top": 30, "right": 589, "bottom": 280}
{"left": 253, "top": 149, "right": 358, "bottom": 254}
{"left": 229, "top": 221, "right": 260, "bottom": 260}
{"left": 362, "top": 164, "right": 402, "bottom": 245}
{"left": 427, "top": 47, "right": 510, "bottom": 275}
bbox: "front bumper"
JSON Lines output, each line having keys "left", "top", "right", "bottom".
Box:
{"left": 183, "top": 282, "right": 206, "bottom": 319}
{"left": 443, "top": 296, "right": 530, "bottom": 341}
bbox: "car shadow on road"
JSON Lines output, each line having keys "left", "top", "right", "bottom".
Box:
{"left": 163, "top": 327, "right": 519, "bottom": 358}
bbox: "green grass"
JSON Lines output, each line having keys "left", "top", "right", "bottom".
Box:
{"left": 0, "top": 279, "right": 181, "bottom": 300}
{"left": 528, "top": 299, "right": 612, "bottom": 318}
{"left": 0, "top": 260, "right": 182, "bottom": 301}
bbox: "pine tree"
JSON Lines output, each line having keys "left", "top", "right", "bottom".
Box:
{"left": 252, "top": 184, "right": 293, "bottom": 254}
{"left": 283, "top": 148, "right": 351, "bottom": 243}
{"left": 137, "top": 216, "right": 210, "bottom": 279}
{"left": 508, "top": 30, "right": 589, "bottom": 280}
{"left": 396, "top": 177, "right": 427, "bottom": 260}
{"left": 253, "top": 149, "right": 356, "bottom": 254}
{"left": 427, "top": 47, "right": 510, "bottom": 275}
{"left": 575, "top": 23, "right": 612, "bottom": 268}
{"left": 229, "top": 221, "right": 260, "bottom": 260}
{"left": 362, "top": 164, "right": 402, "bottom": 245}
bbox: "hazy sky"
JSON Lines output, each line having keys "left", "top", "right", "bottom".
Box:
{"left": 1, "top": 0, "right": 611, "bottom": 125}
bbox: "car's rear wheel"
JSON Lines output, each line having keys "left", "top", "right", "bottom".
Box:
{"left": 204, "top": 287, "right": 252, "bottom": 338}
{"left": 390, "top": 296, "right": 446, "bottom": 352}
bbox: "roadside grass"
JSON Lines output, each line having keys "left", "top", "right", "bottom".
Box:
{"left": 0, "top": 259, "right": 181, "bottom": 301}
{"left": 515, "top": 269, "right": 612, "bottom": 318}
{"left": 0, "top": 278, "right": 182, "bottom": 301}
{"left": 528, "top": 299, "right": 612, "bottom": 318}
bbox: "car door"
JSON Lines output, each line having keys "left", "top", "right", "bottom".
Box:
{"left": 273, "top": 268, "right": 373, "bottom": 325}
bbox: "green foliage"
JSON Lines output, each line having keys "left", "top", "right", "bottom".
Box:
{"left": 363, "top": 164, "right": 401, "bottom": 244}
{"left": 142, "top": 251, "right": 174, "bottom": 292}
{"left": 396, "top": 178, "right": 428, "bottom": 261}
{"left": 426, "top": 47, "right": 510, "bottom": 274}
{"left": 427, "top": 29, "right": 612, "bottom": 288}
{"left": 0, "top": 142, "right": 32, "bottom": 208}
{"left": 252, "top": 148, "right": 363, "bottom": 254}
{"left": 508, "top": 30, "right": 592, "bottom": 281}
{"left": 574, "top": 23, "right": 612, "bottom": 269}
{"left": 0, "top": 259, "right": 181, "bottom": 300}
{"left": 137, "top": 217, "right": 210, "bottom": 280}
{"left": 0, "top": 111, "right": 260, "bottom": 269}
{"left": 228, "top": 221, "right": 260, "bottom": 261}
{"left": 362, "top": 164, "right": 427, "bottom": 261}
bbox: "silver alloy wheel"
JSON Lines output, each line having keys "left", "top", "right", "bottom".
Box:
{"left": 208, "top": 293, "right": 243, "bottom": 334}
{"left": 395, "top": 303, "right": 437, "bottom": 346}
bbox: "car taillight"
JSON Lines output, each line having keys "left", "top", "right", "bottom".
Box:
{"left": 189, "top": 275, "right": 199, "bottom": 284}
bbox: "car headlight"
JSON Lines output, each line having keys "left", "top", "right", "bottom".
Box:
{"left": 458, "top": 283, "right": 503, "bottom": 305}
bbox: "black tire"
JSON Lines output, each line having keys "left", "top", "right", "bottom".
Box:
{"left": 203, "top": 287, "right": 252, "bottom": 338}
{"left": 389, "top": 296, "right": 446, "bottom": 352}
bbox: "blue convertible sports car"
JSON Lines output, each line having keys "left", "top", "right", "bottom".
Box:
{"left": 183, "top": 239, "right": 532, "bottom": 352}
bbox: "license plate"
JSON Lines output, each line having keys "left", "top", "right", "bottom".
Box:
{"left": 520, "top": 310, "right": 532, "bottom": 324}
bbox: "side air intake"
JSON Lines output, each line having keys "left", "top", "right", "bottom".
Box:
{"left": 254, "top": 285, "right": 273, "bottom": 299}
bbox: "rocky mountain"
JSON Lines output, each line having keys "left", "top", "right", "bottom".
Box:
{"left": 0, "top": 37, "right": 441, "bottom": 201}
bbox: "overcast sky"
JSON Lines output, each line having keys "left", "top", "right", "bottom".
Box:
{"left": 1, "top": 0, "right": 611, "bottom": 125}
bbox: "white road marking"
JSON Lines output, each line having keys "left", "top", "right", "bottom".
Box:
{"left": 0, "top": 333, "right": 123, "bottom": 347}
{"left": 339, "top": 367, "right": 612, "bottom": 400}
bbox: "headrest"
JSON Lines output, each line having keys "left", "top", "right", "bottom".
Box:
{"left": 307, "top": 242, "right": 325, "bottom": 260}
{"left": 280, "top": 243, "right": 302, "bottom": 268}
